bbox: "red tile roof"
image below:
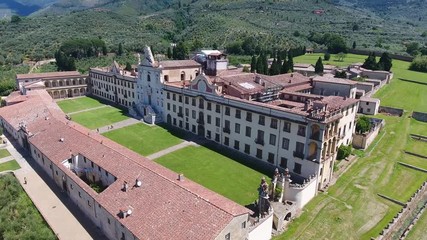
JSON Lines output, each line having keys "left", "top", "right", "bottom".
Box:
{"left": 16, "top": 71, "right": 85, "bottom": 80}
{"left": 158, "top": 60, "right": 201, "bottom": 69}
{"left": 0, "top": 90, "right": 250, "bottom": 240}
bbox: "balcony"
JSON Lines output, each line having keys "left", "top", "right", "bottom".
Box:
{"left": 255, "top": 138, "right": 264, "bottom": 146}
{"left": 223, "top": 127, "right": 231, "bottom": 134}
{"left": 293, "top": 151, "right": 304, "bottom": 159}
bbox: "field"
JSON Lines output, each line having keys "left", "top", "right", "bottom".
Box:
{"left": 57, "top": 96, "right": 105, "bottom": 113}
{"left": 406, "top": 208, "right": 427, "bottom": 240}
{"left": 155, "top": 145, "right": 268, "bottom": 206}
{"left": 0, "top": 160, "right": 20, "bottom": 172}
{"left": 103, "top": 123, "right": 184, "bottom": 156}
{"left": 277, "top": 116, "right": 427, "bottom": 240}
{"left": 0, "top": 148, "right": 11, "bottom": 158}
{"left": 294, "top": 53, "right": 367, "bottom": 67}
{"left": 0, "top": 174, "right": 56, "bottom": 239}
{"left": 69, "top": 105, "right": 128, "bottom": 129}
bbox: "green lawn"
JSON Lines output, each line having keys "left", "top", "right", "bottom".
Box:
{"left": 406, "top": 208, "right": 427, "bottom": 240}
{"left": 405, "top": 138, "right": 427, "bottom": 157}
{"left": 277, "top": 115, "right": 427, "bottom": 240}
{"left": 155, "top": 145, "right": 267, "bottom": 206}
{"left": 294, "top": 53, "right": 427, "bottom": 112}
{"left": 103, "top": 123, "right": 184, "bottom": 156}
{"left": 400, "top": 155, "right": 427, "bottom": 170}
{"left": 295, "top": 53, "right": 367, "bottom": 67}
{"left": 0, "top": 174, "right": 55, "bottom": 239}
{"left": 57, "top": 96, "right": 105, "bottom": 113}
{"left": 0, "top": 160, "right": 20, "bottom": 172}
{"left": 0, "top": 149, "right": 11, "bottom": 158}
{"left": 70, "top": 106, "right": 129, "bottom": 129}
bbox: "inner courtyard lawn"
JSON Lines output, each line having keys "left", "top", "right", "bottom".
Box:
{"left": 277, "top": 114, "right": 427, "bottom": 240}
{"left": 103, "top": 123, "right": 184, "bottom": 156}
{"left": 70, "top": 106, "right": 129, "bottom": 129}
{"left": 0, "top": 160, "right": 20, "bottom": 172}
{"left": 0, "top": 148, "right": 11, "bottom": 158}
{"left": 405, "top": 137, "right": 427, "bottom": 157}
{"left": 57, "top": 96, "right": 105, "bottom": 113}
{"left": 155, "top": 145, "right": 267, "bottom": 206}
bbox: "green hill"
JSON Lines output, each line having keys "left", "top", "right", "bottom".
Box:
{"left": 0, "top": 0, "right": 426, "bottom": 62}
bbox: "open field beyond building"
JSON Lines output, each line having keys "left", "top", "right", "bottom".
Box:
{"left": 294, "top": 53, "right": 427, "bottom": 112}
{"left": 103, "top": 123, "right": 184, "bottom": 156}
{"left": 57, "top": 96, "right": 104, "bottom": 113}
{"left": 0, "top": 174, "right": 56, "bottom": 239}
{"left": 277, "top": 116, "right": 427, "bottom": 240}
{"left": 0, "top": 160, "right": 20, "bottom": 172}
{"left": 0, "top": 148, "right": 11, "bottom": 158}
{"left": 155, "top": 145, "right": 268, "bottom": 206}
{"left": 406, "top": 207, "right": 427, "bottom": 240}
{"left": 405, "top": 138, "right": 427, "bottom": 157}
{"left": 70, "top": 105, "right": 129, "bottom": 129}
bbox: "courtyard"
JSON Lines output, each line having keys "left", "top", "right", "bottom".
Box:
{"left": 57, "top": 96, "right": 105, "bottom": 113}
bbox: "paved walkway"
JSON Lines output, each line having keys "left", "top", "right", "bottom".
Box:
{"left": 0, "top": 155, "right": 14, "bottom": 164}
{"left": 146, "top": 141, "right": 199, "bottom": 160}
{"left": 68, "top": 105, "right": 108, "bottom": 115}
{"left": 2, "top": 135, "right": 104, "bottom": 240}
{"left": 97, "top": 118, "right": 141, "bottom": 134}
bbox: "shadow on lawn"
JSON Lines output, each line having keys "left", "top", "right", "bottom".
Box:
{"left": 158, "top": 124, "right": 275, "bottom": 177}
{"left": 398, "top": 78, "right": 427, "bottom": 86}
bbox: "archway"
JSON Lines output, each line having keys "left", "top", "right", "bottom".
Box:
{"left": 197, "top": 124, "right": 205, "bottom": 137}
{"left": 284, "top": 212, "right": 292, "bottom": 221}
{"left": 311, "top": 124, "right": 320, "bottom": 140}
{"left": 180, "top": 71, "right": 185, "bottom": 81}
{"left": 308, "top": 142, "right": 318, "bottom": 160}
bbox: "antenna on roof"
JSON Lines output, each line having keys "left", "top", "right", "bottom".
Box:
{"left": 122, "top": 181, "right": 128, "bottom": 192}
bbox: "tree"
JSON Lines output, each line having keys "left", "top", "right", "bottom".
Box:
{"left": 337, "top": 145, "right": 352, "bottom": 160}
{"left": 352, "top": 41, "right": 357, "bottom": 49}
{"left": 356, "top": 116, "right": 372, "bottom": 133}
{"left": 281, "top": 57, "right": 289, "bottom": 74}
{"left": 324, "top": 52, "right": 331, "bottom": 61}
{"left": 175, "top": 41, "right": 188, "bottom": 60}
{"left": 167, "top": 47, "right": 172, "bottom": 59}
{"left": 334, "top": 70, "right": 347, "bottom": 78}
{"left": 125, "top": 62, "right": 132, "bottom": 71}
{"left": 336, "top": 52, "right": 347, "bottom": 62}
{"left": 352, "top": 23, "right": 359, "bottom": 31}
{"left": 406, "top": 42, "right": 419, "bottom": 56}
{"left": 378, "top": 52, "right": 393, "bottom": 71}
{"left": 314, "top": 57, "right": 324, "bottom": 74}
{"left": 250, "top": 55, "right": 257, "bottom": 73}
{"left": 242, "top": 66, "right": 250, "bottom": 72}
{"left": 11, "top": 15, "right": 21, "bottom": 23}
{"left": 55, "top": 51, "right": 76, "bottom": 71}
{"left": 212, "top": 43, "right": 218, "bottom": 50}
{"left": 362, "top": 52, "right": 378, "bottom": 70}
{"left": 409, "top": 56, "right": 427, "bottom": 73}
{"left": 102, "top": 45, "right": 108, "bottom": 55}
{"left": 191, "top": 39, "right": 203, "bottom": 51}
{"left": 172, "top": 46, "right": 177, "bottom": 60}
{"left": 256, "top": 54, "right": 263, "bottom": 74}
{"left": 118, "top": 43, "right": 123, "bottom": 56}
{"left": 287, "top": 52, "right": 294, "bottom": 72}
{"left": 326, "top": 35, "right": 348, "bottom": 54}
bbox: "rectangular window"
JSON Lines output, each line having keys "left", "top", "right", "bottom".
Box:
{"left": 259, "top": 115, "right": 265, "bottom": 125}
{"left": 256, "top": 149, "right": 263, "bottom": 159}
{"left": 215, "top": 117, "right": 220, "bottom": 127}
{"left": 241, "top": 221, "right": 246, "bottom": 229}
{"left": 192, "top": 98, "right": 196, "bottom": 106}
{"left": 244, "top": 144, "right": 250, "bottom": 154}
{"left": 297, "top": 125, "right": 306, "bottom": 137}
{"left": 207, "top": 130, "right": 211, "bottom": 139}
{"left": 216, "top": 105, "right": 221, "bottom": 113}
{"left": 224, "top": 137, "right": 229, "bottom": 146}
{"left": 283, "top": 122, "right": 291, "bottom": 132}
{"left": 167, "top": 92, "right": 170, "bottom": 99}
{"left": 179, "top": 95, "right": 182, "bottom": 103}
{"left": 172, "top": 94, "right": 176, "bottom": 101}
{"left": 192, "top": 125, "right": 196, "bottom": 133}
{"left": 246, "top": 112, "right": 252, "bottom": 122}
{"left": 245, "top": 126, "right": 251, "bottom": 137}
{"left": 295, "top": 142, "right": 304, "bottom": 158}
{"left": 235, "top": 109, "right": 241, "bottom": 119}
{"left": 282, "top": 138, "right": 290, "bottom": 150}
{"left": 185, "top": 108, "right": 189, "bottom": 116}
{"left": 268, "top": 153, "right": 275, "bottom": 164}
{"left": 269, "top": 134, "right": 276, "bottom": 145}
{"left": 207, "top": 102, "right": 212, "bottom": 110}
{"left": 167, "top": 103, "right": 170, "bottom": 111}
{"left": 192, "top": 110, "right": 196, "bottom": 119}
{"left": 234, "top": 140, "right": 239, "bottom": 150}
{"left": 280, "top": 157, "right": 288, "bottom": 168}
{"left": 185, "top": 97, "right": 189, "bottom": 104}
{"left": 235, "top": 123, "right": 240, "bottom": 134}
{"left": 225, "top": 107, "right": 230, "bottom": 116}
{"left": 172, "top": 104, "right": 176, "bottom": 113}
{"left": 257, "top": 130, "right": 264, "bottom": 142}
{"left": 270, "top": 118, "right": 278, "bottom": 129}
{"left": 215, "top": 134, "right": 220, "bottom": 142}
{"left": 207, "top": 115, "right": 212, "bottom": 124}
{"left": 294, "top": 163, "right": 302, "bottom": 174}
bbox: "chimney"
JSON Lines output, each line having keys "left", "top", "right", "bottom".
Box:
{"left": 135, "top": 179, "right": 142, "bottom": 187}
{"left": 291, "top": 73, "right": 294, "bottom": 77}
{"left": 123, "top": 181, "right": 128, "bottom": 192}
{"left": 178, "top": 174, "right": 184, "bottom": 181}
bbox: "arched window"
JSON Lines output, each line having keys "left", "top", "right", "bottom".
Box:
{"left": 181, "top": 71, "right": 185, "bottom": 81}
{"left": 147, "top": 74, "right": 151, "bottom": 82}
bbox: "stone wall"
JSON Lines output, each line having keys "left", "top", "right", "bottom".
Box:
{"left": 352, "top": 118, "right": 385, "bottom": 150}
{"left": 378, "top": 181, "right": 427, "bottom": 240}
{"left": 379, "top": 106, "right": 404, "bottom": 116}
{"left": 412, "top": 112, "right": 427, "bottom": 123}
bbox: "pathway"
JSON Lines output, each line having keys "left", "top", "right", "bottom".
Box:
{"left": 68, "top": 105, "right": 108, "bottom": 115}
{"left": 2, "top": 135, "right": 104, "bottom": 240}
{"left": 28, "top": 59, "right": 56, "bottom": 74}
{"left": 96, "top": 118, "right": 141, "bottom": 134}
{"left": 0, "top": 155, "right": 14, "bottom": 164}
{"left": 146, "top": 141, "right": 199, "bottom": 160}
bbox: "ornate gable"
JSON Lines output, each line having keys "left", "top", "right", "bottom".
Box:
{"left": 190, "top": 75, "right": 219, "bottom": 95}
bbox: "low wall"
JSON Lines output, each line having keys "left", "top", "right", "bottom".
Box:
{"left": 412, "top": 112, "right": 427, "bottom": 123}
{"left": 353, "top": 118, "right": 385, "bottom": 149}
{"left": 379, "top": 106, "right": 404, "bottom": 117}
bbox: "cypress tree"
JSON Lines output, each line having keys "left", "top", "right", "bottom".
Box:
{"left": 118, "top": 43, "right": 123, "bottom": 56}
{"left": 167, "top": 47, "right": 172, "bottom": 59}
{"left": 287, "top": 52, "right": 294, "bottom": 72}
{"left": 269, "top": 58, "right": 277, "bottom": 75}
{"left": 250, "top": 55, "right": 257, "bottom": 73}
{"left": 378, "top": 52, "right": 393, "bottom": 71}
{"left": 256, "top": 54, "right": 263, "bottom": 74}
{"left": 172, "top": 46, "right": 177, "bottom": 60}
{"left": 315, "top": 57, "right": 324, "bottom": 74}
{"left": 281, "top": 57, "right": 289, "bottom": 74}
{"left": 262, "top": 53, "right": 269, "bottom": 75}
{"left": 352, "top": 41, "right": 357, "bottom": 49}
